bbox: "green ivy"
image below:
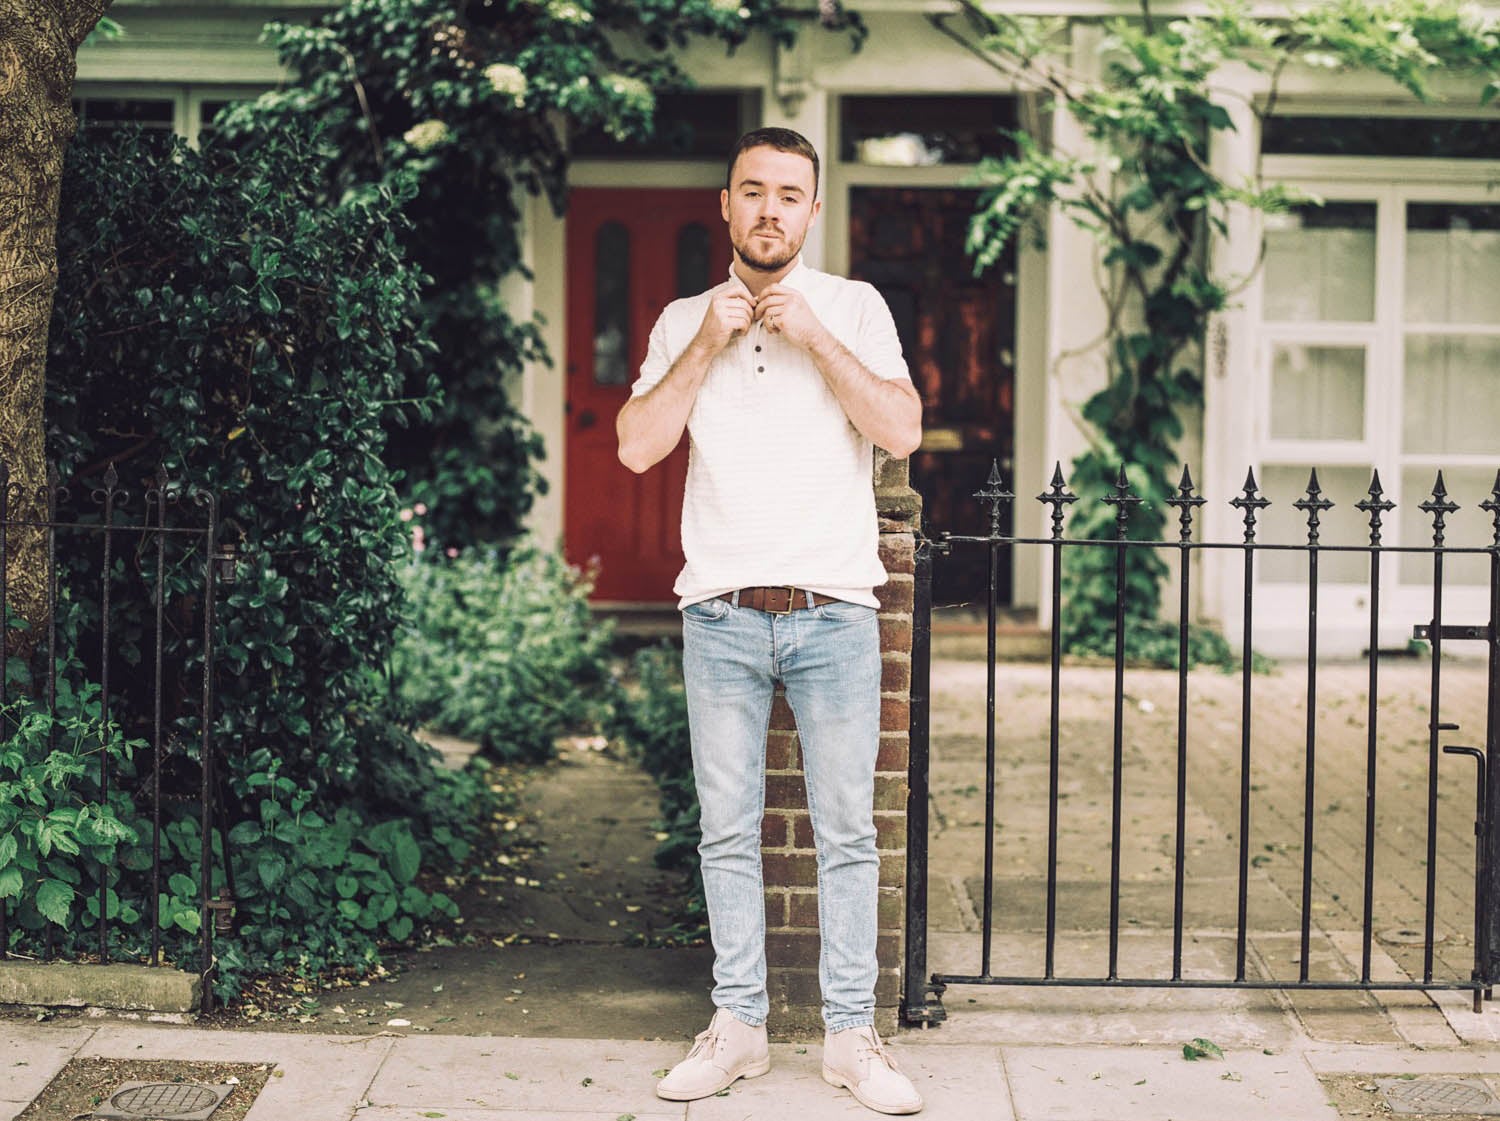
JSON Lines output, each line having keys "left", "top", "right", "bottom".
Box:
{"left": 958, "top": 0, "right": 1500, "bottom": 664}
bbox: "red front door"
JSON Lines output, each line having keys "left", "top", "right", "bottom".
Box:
{"left": 564, "top": 188, "right": 732, "bottom": 602}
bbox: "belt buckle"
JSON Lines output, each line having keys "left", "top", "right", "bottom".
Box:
{"left": 771, "top": 585, "right": 800, "bottom": 615}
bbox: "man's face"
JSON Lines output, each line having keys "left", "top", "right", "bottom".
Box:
{"left": 721, "top": 145, "right": 820, "bottom": 273}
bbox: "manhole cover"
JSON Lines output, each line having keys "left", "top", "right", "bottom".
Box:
{"left": 1377, "top": 927, "right": 1447, "bottom": 946}
{"left": 93, "top": 1080, "right": 232, "bottom": 1121}
{"left": 1376, "top": 1077, "right": 1500, "bottom": 1116}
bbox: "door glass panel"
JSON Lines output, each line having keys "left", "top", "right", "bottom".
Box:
{"left": 1263, "top": 203, "right": 1376, "bottom": 322}
{"left": 1399, "top": 467, "right": 1496, "bottom": 587}
{"left": 676, "top": 223, "right": 711, "bottom": 299}
{"left": 593, "top": 222, "right": 630, "bottom": 386}
{"left": 1259, "top": 465, "right": 1373, "bottom": 584}
{"left": 1405, "top": 204, "right": 1500, "bottom": 324}
{"left": 1270, "top": 344, "right": 1364, "bottom": 441}
{"left": 1402, "top": 335, "right": 1500, "bottom": 454}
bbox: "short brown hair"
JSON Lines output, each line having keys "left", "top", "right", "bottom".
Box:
{"left": 725, "top": 127, "right": 820, "bottom": 198}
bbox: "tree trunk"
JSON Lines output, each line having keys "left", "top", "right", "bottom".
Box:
{"left": 0, "top": 0, "right": 111, "bottom": 655}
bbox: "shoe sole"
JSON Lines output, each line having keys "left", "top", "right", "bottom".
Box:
{"left": 822, "top": 1065, "right": 923, "bottom": 1115}
{"left": 656, "top": 1057, "right": 771, "bottom": 1101}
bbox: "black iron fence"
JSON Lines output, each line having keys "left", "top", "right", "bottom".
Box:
{"left": 904, "top": 462, "right": 1500, "bottom": 1024}
{"left": 0, "top": 462, "right": 229, "bottom": 1011}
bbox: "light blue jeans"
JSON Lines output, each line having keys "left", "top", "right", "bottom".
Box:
{"left": 680, "top": 591, "right": 882, "bottom": 1032}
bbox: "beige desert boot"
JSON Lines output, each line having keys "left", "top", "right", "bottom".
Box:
{"left": 655, "top": 1008, "right": 771, "bottom": 1101}
{"left": 822, "top": 1024, "right": 923, "bottom": 1114}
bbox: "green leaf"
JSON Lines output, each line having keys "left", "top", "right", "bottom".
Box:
{"left": 0, "top": 866, "right": 22, "bottom": 899}
{"left": 389, "top": 830, "right": 421, "bottom": 884}
{"left": 169, "top": 873, "right": 197, "bottom": 898}
{"left": 1182, "top": 1037, "right": 1224, "bottom": 1061}
{"left": 258, "top": 852, "right": 287, "bottom": 889}
{"left": 36, "top": 879, "right": 75, "bottom": 926}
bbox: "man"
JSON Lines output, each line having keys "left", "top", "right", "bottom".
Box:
{"left": 616, "top": 127, "right": 924, "bottom": 1116}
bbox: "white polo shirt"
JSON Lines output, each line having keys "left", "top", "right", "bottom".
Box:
{"left": 631, "top": 258, "right": 912, "bottom": 608}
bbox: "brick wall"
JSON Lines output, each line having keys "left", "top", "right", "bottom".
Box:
{"left": 762, "top": 451, "right": 920, "bottom": 1035}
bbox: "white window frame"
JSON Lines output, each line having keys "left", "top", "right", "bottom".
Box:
{"left": 1249, "top": 154, "right": 1500, "bottom": 653}
{"left": 73, "top": 83, "right": 267, "bottom": 147}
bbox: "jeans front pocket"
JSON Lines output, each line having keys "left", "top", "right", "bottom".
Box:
{"left": 681, "top": 596, "right": 732, "bottom": 623}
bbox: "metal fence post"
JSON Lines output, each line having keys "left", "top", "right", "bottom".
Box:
{"left": 902, "top": 536, "right": 945, "bottom": 1025}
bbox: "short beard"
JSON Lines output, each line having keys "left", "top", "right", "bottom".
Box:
{"left": 735, "top": 233, "right": 799, "bottom": 273}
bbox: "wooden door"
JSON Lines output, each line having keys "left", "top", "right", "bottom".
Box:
{"left": 849, "top": 187, "right": 1017, "bottom": 605}
{"left": 564, "top": 188, "right": 732, "bottom": 602}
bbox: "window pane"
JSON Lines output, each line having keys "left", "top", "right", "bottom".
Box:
{"left": 1405, "top": 204, "right": 1500, "bottom": 325}
{"left": 1270, "top": 344, "right": 1364, "bottom": 441}
{"left": 593, "top": 222, "right": 630, "bottom": 386}
{"left": 72, "top": 98, "right": 176, "bottom": 154}
{"left": 676, "top": 223, "right": 711, "bottom": 300}
{"left": 1263, "top": 116, "right": 1500, "bottom": 158}
{"left": 1259, "top": 465, "right": 1374, "bottom": 584}
{"left": 840, "top": 96, "right": 1017, "bottom": 166}
{"left": 571, "top": 92, "right": 756, "bottom": 159}
{"left": 1402, "top": 335, "right": 1500, "bottom": 455}
{"left": 1263, "top": 203, "right": 1376, "bottom": 322}
{"left": 1399, "top": 467, "right": 1496, "bottom": 587}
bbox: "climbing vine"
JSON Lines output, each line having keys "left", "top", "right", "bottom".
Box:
{"left": 950, "top": 0, "right": 1500, "bottom": 663}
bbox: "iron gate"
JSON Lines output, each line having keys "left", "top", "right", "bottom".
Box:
{"left": 903, "top": 462, "right": 1499, "bottom": 1024}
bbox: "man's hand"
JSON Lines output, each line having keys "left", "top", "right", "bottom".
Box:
{"left": 693, "top": 289, "right": 755, "bottom": 353}
{"left": 755, "top": 285, "right": 830, "bottom": 352}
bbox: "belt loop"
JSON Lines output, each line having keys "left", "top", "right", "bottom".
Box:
{"left": 803, "top": 589, "right": 813, "bottom": 610}
{"left": 732, "top": 589, "right": 741, "bottom": 608}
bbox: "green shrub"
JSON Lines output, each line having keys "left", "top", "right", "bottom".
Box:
{"left": 25, "top": 121, "right": 502, "bottom": 997}
{"left": 393, "top": 543, "right": 614, "bottom": 762}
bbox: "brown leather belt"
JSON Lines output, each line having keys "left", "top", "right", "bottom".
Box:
{"left": 719, "top": 586, "right": 839, "bottom": 614}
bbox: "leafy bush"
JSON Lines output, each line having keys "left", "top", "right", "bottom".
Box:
{"left": 20, "top": 121, "right": 502, "bottom": 997}
{"left": 393, "top": 542, "right": 613, "bottom": 762}
{"left": 606, "top": 643, "right": 705, "bottom": 941}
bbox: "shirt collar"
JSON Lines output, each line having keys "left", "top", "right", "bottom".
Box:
{"left": 727, "top": 255, "right": 808, "bottom": 295}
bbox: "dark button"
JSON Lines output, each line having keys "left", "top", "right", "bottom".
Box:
{"left": 757, "top": 366, "right": 765, "bottom": 373}
{"left": 754, "top": 345, "right": 762, "bottom": 352}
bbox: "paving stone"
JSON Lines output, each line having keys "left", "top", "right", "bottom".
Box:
{"left": 913, "top": 931, "right": 1294, "bottom": 1048}
{"left": 1001, "top": 1044, "right": 1338, "bottom": 1121}
{"left": 0, "top": 1021, "right": 97, "bottom": 1103}
{"left": 1302, "top": 1044, "right": 1500, "bottom": 1074}
{"left": 75, "top": 1024, "right": 394, "bottom": 1121}
{"left": 353, "top": 1110, "right": 682, "bottom": 1120}
{"left": 368, "top": 1036, "right": 682, "bottom": 1114}
{"left": 685, "top": 1042, "right": 1010, "bottom": 1121}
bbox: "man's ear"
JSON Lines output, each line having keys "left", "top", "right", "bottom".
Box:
{"left": 720, "top": 188, "right": 730, "bottom": 223}
{"left": 810, "top": 198, "right": 822, "bottom": 227}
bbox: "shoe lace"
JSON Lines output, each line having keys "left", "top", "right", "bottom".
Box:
{"left": 686, "top": 1019, "right": 729, "bottom": 1062}
{"left": 856, "top": 1028, "right": 903, "bottom": 1074}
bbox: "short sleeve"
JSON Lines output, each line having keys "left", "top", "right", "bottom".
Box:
{"left": 630, "top": 311, "right": 672, "bottom": 399}
{"left": 854, "top": 284, "right": 911, "bottom": 383}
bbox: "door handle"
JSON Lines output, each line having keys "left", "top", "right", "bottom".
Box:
{"left": 577, "top": 409, "right": 597, "bottom": 430}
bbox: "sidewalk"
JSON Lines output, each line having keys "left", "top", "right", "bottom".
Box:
{"left": 6, "top": 981, "right": 1500, "bottom": 1120}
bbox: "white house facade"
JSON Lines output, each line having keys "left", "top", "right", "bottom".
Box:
{"left": 78, "top": 0, "right": 1500, "bottom": 655}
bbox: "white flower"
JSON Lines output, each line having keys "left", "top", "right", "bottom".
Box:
{"left": 605, "top": 73, "right": 654, "bottom": 113}
{"left": 1300, "top": 51, "right": 1341, "bottom": 70}
{"left": 402, "top": 119, "right": 451, "bottom": 152}
{"left": 547, "top": 0, "right": 593, "bottom": 24}
{"left": 708, "top": 0, "right": 740, "bottom": 11}
{"left": 483, "top": 62, "right": 527, "bottom": 108}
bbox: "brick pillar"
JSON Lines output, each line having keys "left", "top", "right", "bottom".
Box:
{"left": 762, "top": 450, "right": 920, "bottom": 1036}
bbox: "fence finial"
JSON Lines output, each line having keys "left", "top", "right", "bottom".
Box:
{"left": 1101, "top": 464, "right": 1143, "bottom": 540}
{"left": 1355, "top": 469, "right": 1395, "bottom": 547}
{"left": 973, "top": 459, "right": 1014, "bottom": 539}
{"left": 1230, "top": 467, "right": 1269, "bottom": 543}
{"left": 1035, "top": 462, "right": 1077, "bottom": 540}
{"left": 1293, "top": 468, "right": 1334, "bottom": 546}
{"left": 1166, "top": 464, "right": 1205, "bottom": 543}
{"left": 1481, "top": 469, "right": 1500, "bottom": 549}
{"left": 1419, "top": 470, "right": 1458, "bottom": 548}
